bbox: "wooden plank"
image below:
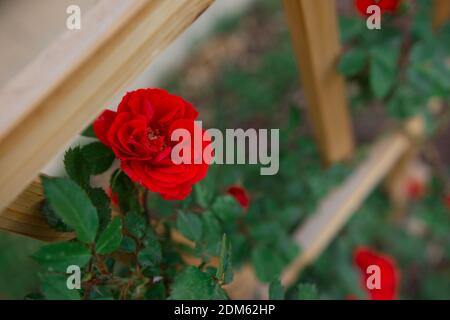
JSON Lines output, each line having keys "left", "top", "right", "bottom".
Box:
{"left": 282, "top": 0, "right": 354, "bottom": 165}
{"left": 0, "top": 0, "right": 100, "bottom": 88}
{"left": 383, "top": 117, "right": 425, "bottom": 218}
{"left": 0, "top": 179, "right": 74, "bottom": 242}
{"left": 0, "top": 0, "right": 213, "bottom": 214}
{"left": 433, "top": 0, "right": 450, "bottom": 30}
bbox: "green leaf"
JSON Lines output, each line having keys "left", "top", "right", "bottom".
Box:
{"left": 216, "top": 234, "right": 233, "bottom": 284}
{"left": 125, "top": 211, "right": 147, "bottom": 239}
{"left": 39, "top": 274, "right": 81, "bottom": 300}
{"left": 137, "top": 239, "right": 162, "bottom": 267}
{"left": 41, "top": 201, "right": 73, "bottom": 232}
{"left": 142, "top": 226, "right": 158, "bottom": 245}
{"left": 81, "top": 123, "right": 96, "bottom": 138}
{"left": 216, "top": 234, "right": 227, "bottom": 280}
{"left": 119, "top": 236, "right": 136, "bottom": 253}
{"left": 42, "top": 176, "right": 99, "bottom": 243}
{"left": 147, "top": 195, "right": 175, "bottom": 217}
{"left": 33, "top": 242, "right": 91, "bottom": 272}
{"left": 230, "top": 233, "right": 249, "bottom": 268}
{"left": 110, "top": 170, "right": 141, "bottom": 213}
{"left": 269, "top": 277, "right": 285, "bottom": 300}
{"left": 63, "top": 147, "right": 90, "bottom": 189}
{"left": 87, "top": 187, "right": 111, "bottom": 233}
{"left": 297, "top": 283, "right": 318, "bottom": 300}
{"left": 369, "top": 44, "right": 400, "bottom": 99}
{"left": 212, "top": 195, "right": 243, "bottom": 223}
{"left": 338, "top": 48, "right": 367, "bottom": 77}
{"left": 81, "top": 142, "right": 115, "bottom": 175}
{"left": 194, "top": 178, "right": 215, "bottom": 208}
{"left": 96, "top": 217, "right": 122, "bottom": 255}
{"left": 251, "top": 245, "right": 285, "bottom": 282}
{"left": 412, "top": 8, "right": 433, "bottom": 40}
{"left": 145, "top": 281, "right": 165, "bottom": 300}
{"left": 169, "top": 266, "right": 228, "bottom": 300}
{"left": 200, "top": 211, "right": 223, "bottom": 248}
{"left": 249, "top": 222, "right": 284, "bottom": 243}
{"left": 386, "top": 84, "right": 423, "bottom": 120}
{"left": 339, "top": 16, "right": 364, "bottom": 42}
{"left": 176, "top": 211, "right": 203, "bottom": 242}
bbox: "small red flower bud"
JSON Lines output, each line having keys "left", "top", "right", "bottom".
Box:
{"left": 444, "top": 195, "right": 450, "bottom": 210}
{"left": 226, "top": 185, "right": 250, "bottom": 211}
{"left": 405, "top": 178, "right": 425, "bottom": 200}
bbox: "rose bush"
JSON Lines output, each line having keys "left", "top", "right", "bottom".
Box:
{"left": 94, "top": 88, "right": 210, "bottom": 200}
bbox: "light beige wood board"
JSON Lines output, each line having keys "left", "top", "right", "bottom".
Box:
{"left": 282, "top": 0, "right": 354, "bottom": 165}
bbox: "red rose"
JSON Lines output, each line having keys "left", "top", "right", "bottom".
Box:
{"left": 355, "top": 0, "right": 401, "bottom": 16}
{"left": 353, "top": 247, "right": 399, "bottom": 300}
{"left": 444, "top": 195, "right": 450, "bottom": 210}
{"left": 226, "top": 186, "right": 250, "bottom": 210}
{"left": 94, "top": 88, "right": 209, "bottom": 200}
{"left": 405, "top": 178, "right": 425, "bottom": 200}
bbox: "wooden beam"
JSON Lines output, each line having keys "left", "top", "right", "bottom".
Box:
{"left": 383, "top": 117, "right": 425, "bottom": 218}
{"left": 282, "top": 0, "right": 354, "bottom": 165}
{"left": 0, "top": 179, "right": 74, "bottom": 242}
{"left": 0, "top": 0, "right": 213, "bottom": 213}
{"left": 433, "top": 0, "right": 450, "bottom": 30}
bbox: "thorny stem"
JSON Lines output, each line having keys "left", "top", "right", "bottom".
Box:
{"left": 143, "top": 188, "right": 151, "bottom": 222}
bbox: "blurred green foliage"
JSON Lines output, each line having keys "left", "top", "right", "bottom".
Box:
{"left": 0, "top": 233, "right": 42, "bottom": 298}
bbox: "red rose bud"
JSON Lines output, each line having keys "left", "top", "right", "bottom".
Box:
{"left": 94, "top": 88, "right": 210, "bottom": 200}
{"left": 405, "top": 178, "right": 425, "bottom": 200}
{"left": 444, "top": 195, "right": 450, "bottom": 210}
{"left": 107, "top": 187, "right": 119, "bottom": 206}
{"left": 354, "top": 0, "right": 401, "bottom": 16}
{"left": 226, "top": 185, "right": 250, "bottom": 211}
{"left": 353, "top": 247, "right": 399, "bottom": 300}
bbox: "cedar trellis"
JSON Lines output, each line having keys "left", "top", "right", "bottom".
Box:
{"left": 0, "top": 0, "right": 448, "bottom": 299}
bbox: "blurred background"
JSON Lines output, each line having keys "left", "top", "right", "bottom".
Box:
{"left": 0, "top": 0, "right": 449, "bottom": 299}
